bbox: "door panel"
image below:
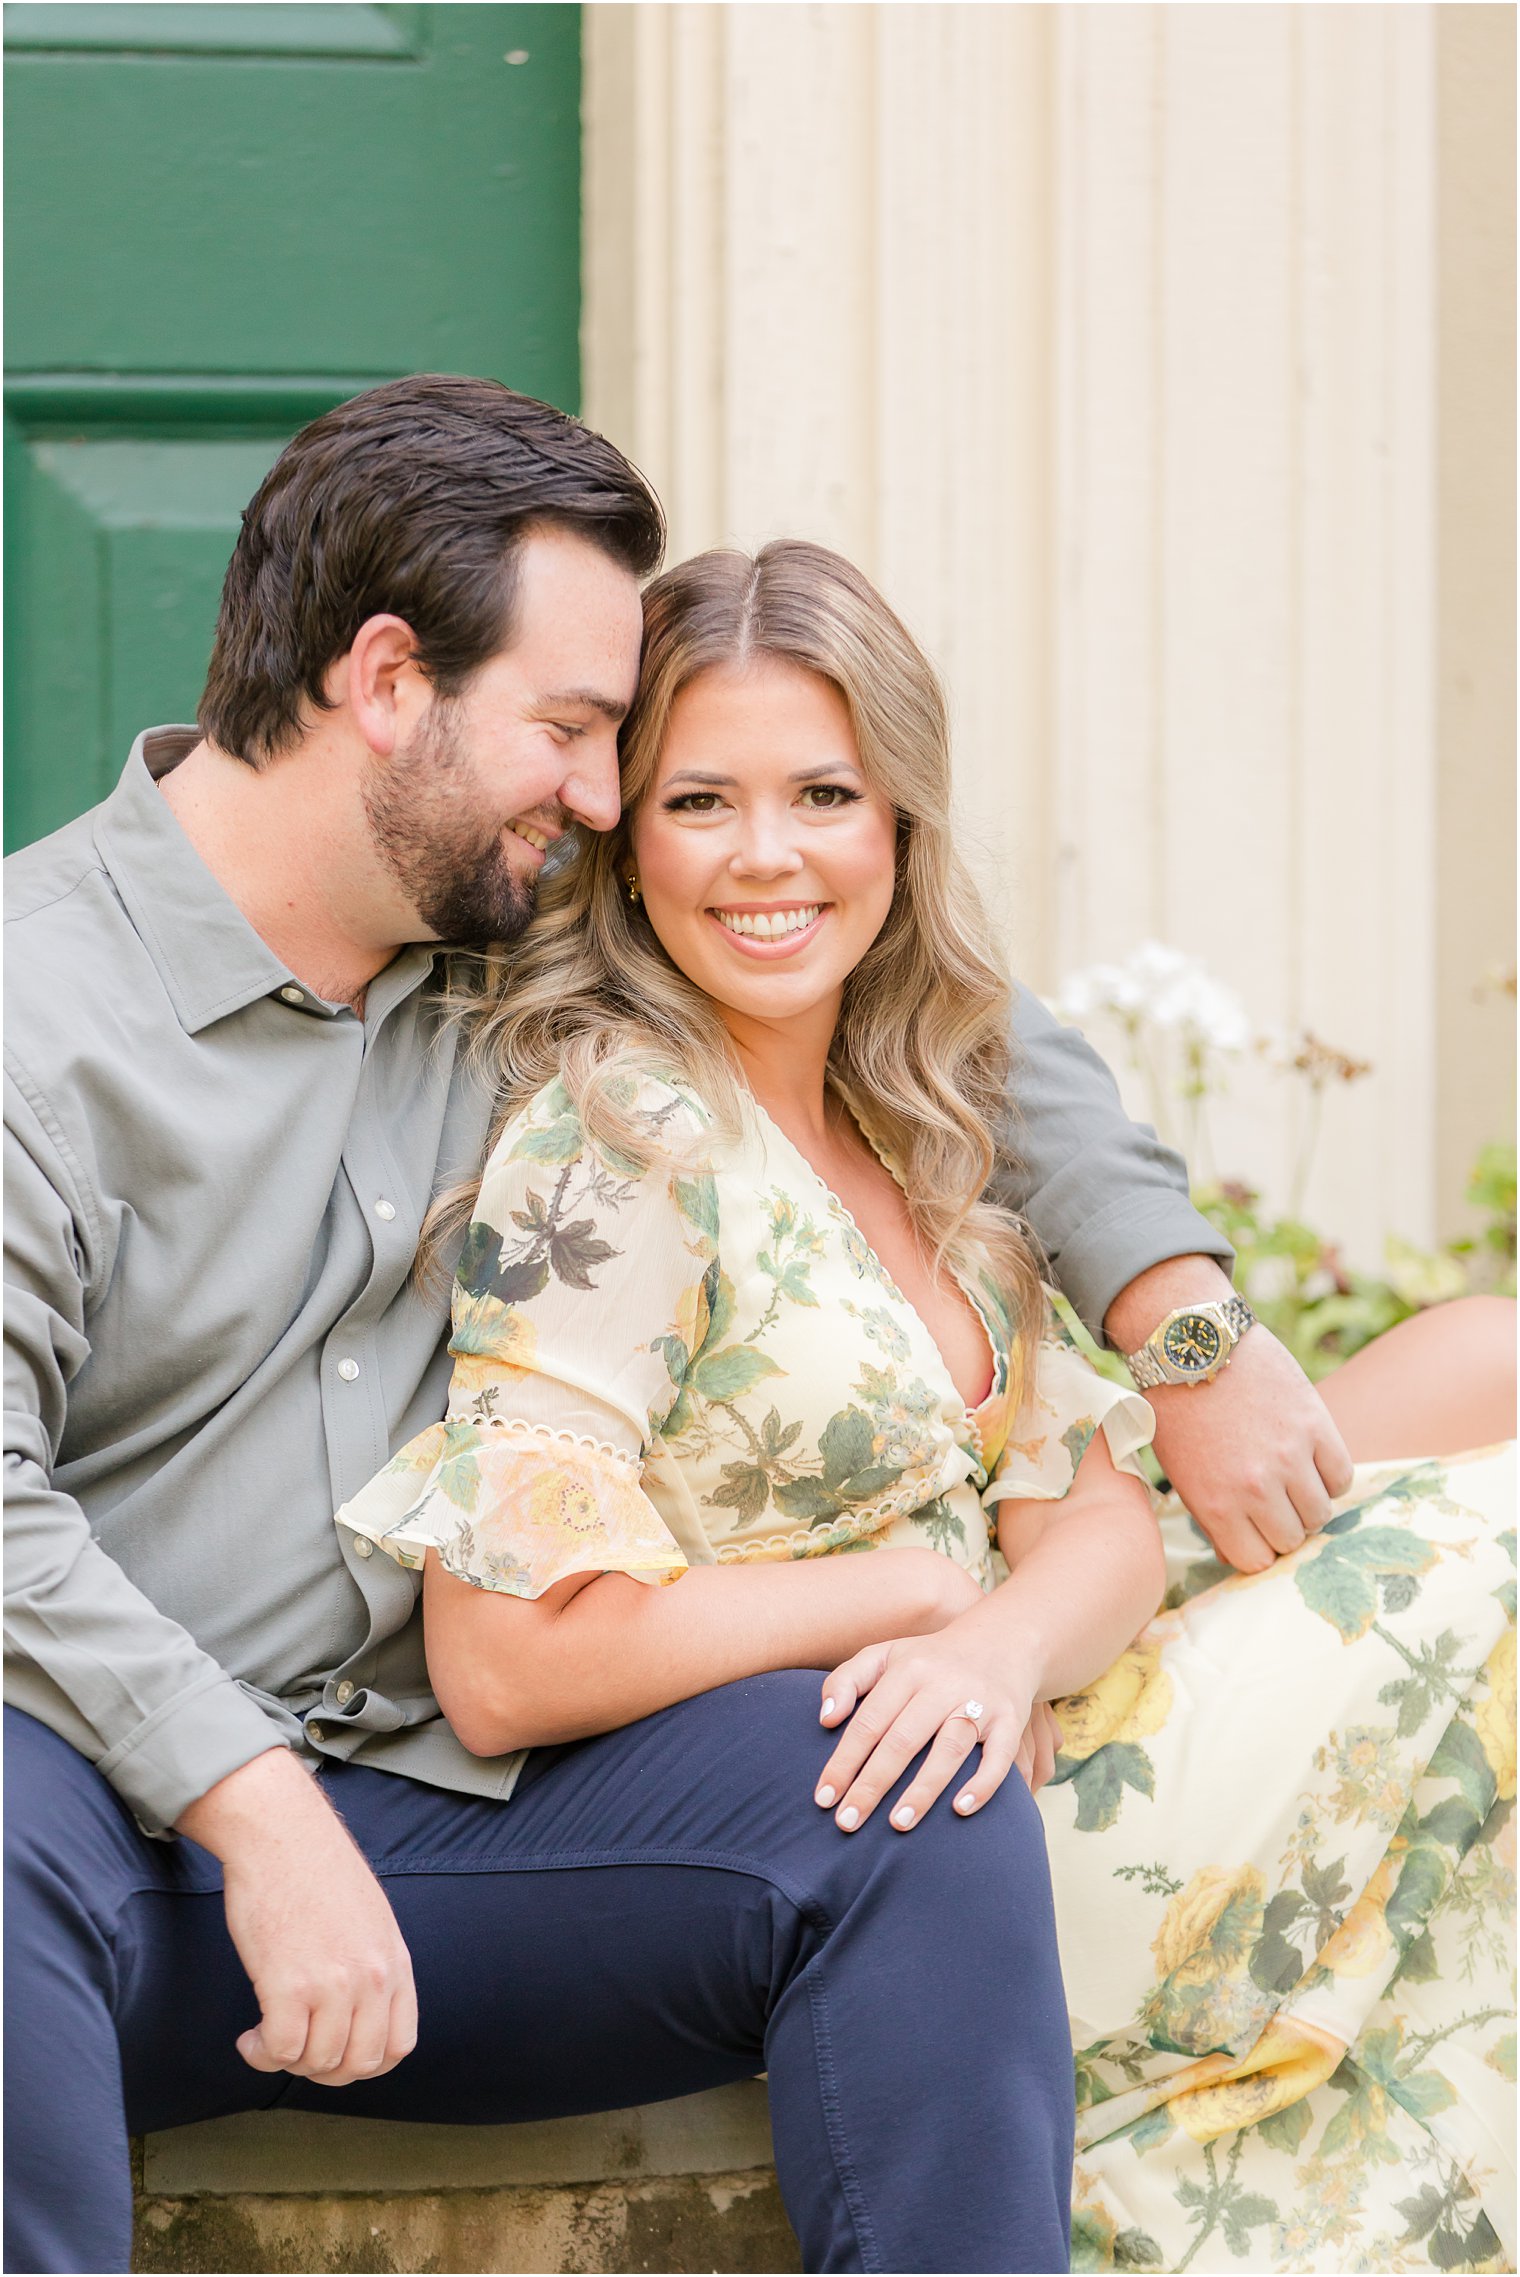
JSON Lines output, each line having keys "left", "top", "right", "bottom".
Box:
{"left": 5, "top": 7, "right": 575, "bottom": 379}
{"left": 3, "top": 6, "right": 426, "bottom": 59}
{"left": 6, "top": 433, "right": 285, "bottom": 847}
{"left": 4, "top": 2, "right": 580, "bottom": 849}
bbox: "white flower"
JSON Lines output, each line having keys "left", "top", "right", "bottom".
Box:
{"left": 1127, "top": 941, "right": 1192, "bottom": 990}
{"left": 1150, "top": 968, "right": 1251, "bottom": 1052}
{"left": 1191, "top": 979, "right": 1251, "bottom": 1053}
{"left": 1055, "top": 961, "right": 1141, "bottom": 1022}
{"left": 1058, "top": 942, "right": 1247, "bottom": 1048}
{"left": 1055, "top": 970, "right": 1100, "bottom": 1021}
{"left": 1102, "top": 964, "right": 1146, "bottom": 1016}
{"left": 1245, "top": 1255, "right": 1297, "bottom": 1304}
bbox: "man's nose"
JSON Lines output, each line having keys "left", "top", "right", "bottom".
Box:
{"left": 560, "top": 738, "right": 622, "bottom": 835}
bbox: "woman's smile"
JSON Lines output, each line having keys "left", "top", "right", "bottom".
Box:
{"left": 707, "top": 900, "right": 830, "bottom": 954}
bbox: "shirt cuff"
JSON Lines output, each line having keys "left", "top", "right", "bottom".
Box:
{"left": 1056, "top": 1196, "right": 1236, "bottom": 1348}
{"left": 95, "top": 1671, "right": 292, "bottom": 1836}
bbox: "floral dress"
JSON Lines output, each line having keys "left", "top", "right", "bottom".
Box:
{"left": 336, "top": 1075, "right": 1515, "bottom": 2275}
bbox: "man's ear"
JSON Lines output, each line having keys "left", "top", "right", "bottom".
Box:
{"left": 327, "top": 616, "right": 430, "bottom": 758}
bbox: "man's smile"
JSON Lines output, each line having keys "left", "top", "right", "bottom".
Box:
{"left": 505, "top": 819, "right": 556, "bottom": 857}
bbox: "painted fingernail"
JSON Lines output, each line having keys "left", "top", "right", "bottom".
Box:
{"left": 821, "top": 1697, "right": 836, "bottom": 1720}
{"left": 816, "top": 1786, "right": 836, "bottom": 1808}
{"left": 838, "top": 1805, "right": 860, "bottom": 1830}
{"left": 954, "top": 1789, "right": 978, "bottom": 1813}
{"left": 892, "top": 1804, "right": 916, "bottom": 1828}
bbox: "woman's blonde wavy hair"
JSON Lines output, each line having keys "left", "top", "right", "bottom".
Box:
{"left": 427, "top": 539, "right": 1045, "bottom": 1405}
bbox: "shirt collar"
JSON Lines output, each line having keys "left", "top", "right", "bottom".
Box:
{"left": 93, "top": 728, "right": 439, "bottom": 1036}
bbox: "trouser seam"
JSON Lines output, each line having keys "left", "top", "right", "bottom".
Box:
{"left": 804, "top": 1957, "right": 883, "bottom": 2274}
{"left": 366, "top": 1844, "right": 837, "bottom": 1933}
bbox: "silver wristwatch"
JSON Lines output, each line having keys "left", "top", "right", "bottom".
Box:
{"left": 1122, "top": 1296, "right": 1257, "bottom": 1390}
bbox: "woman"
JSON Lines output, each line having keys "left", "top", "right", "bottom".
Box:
{"left": 337, "top": 543, "right": 1515, "bottom": 2274}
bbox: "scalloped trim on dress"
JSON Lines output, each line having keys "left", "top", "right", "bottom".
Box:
{"left": 441, "top": 1413, "right": 640, "bottom": 1466}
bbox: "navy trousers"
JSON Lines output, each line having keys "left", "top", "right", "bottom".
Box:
{"left": 4, "top": 1674, "right": 1074, "bottom": 2275}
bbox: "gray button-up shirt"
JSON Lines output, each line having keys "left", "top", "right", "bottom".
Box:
{"left": 4, "top": 730, "right": 1229, "bottom": 1834}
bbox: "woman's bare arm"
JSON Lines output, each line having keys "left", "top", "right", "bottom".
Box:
{"left": 988, "top": 1438, "right": 1166, "bottom": 1702}
{"left": 425, "top": 1545, "right": 984, "bottom": 1756}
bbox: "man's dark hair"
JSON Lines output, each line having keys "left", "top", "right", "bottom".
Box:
{"left": 199, "top": 374, "right": 665, "bottom": 763}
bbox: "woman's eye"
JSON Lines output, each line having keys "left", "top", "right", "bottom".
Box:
{"left": 800, "top": 784, "right": 861, "bottom": 809}
{"left": 665, "top": 791, "right": 723, "bottom": 814}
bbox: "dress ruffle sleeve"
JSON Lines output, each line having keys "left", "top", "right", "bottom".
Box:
{"left": 982, "top": 1303, "right": 1155, "bottom": 1507}
{"left": 334, "top": 1075, "right": 719, "bottom": 1597}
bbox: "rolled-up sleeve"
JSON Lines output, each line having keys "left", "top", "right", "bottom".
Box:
{"left": 4, "top": 1069, "right": 286, "bottom": 1834}
{"left": 993, "top": 985, "right": 1235, "bottom": 1343}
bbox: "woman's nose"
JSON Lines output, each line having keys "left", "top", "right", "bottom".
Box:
{"left": 730, "top": 816, "right": 804, "bottom": 878}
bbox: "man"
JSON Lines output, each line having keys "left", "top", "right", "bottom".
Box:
{"left": 5, "top": 376, "right": 1352, "bottom": 2275}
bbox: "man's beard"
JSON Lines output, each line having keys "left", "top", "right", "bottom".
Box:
{"left": 362, "top": 700, "right": 539, "bottom": 948}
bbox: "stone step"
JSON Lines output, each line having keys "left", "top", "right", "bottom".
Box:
{"left": 133, "top": 2084, "right": 802, "bottom": 2274}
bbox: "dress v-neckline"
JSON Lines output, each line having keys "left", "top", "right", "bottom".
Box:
{"left": 744, "top": 1088, "right": 1005, "bottom": 1430}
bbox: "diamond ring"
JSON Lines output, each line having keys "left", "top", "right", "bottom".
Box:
{"left": 947, "top": 1698, "right": 986, "bottom": 1739}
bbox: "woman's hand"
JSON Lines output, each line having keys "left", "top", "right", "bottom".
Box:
{"left": 1015, "top": 1702, "right": 1064, "bottom": 1795}
{"left": 814, "top": 1627, "right": 1047, "bottom": 1834}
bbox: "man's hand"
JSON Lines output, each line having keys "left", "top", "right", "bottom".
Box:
{"left": 177, "top": 1748, "right": 417, "bottom": 2086}
{"left": 1105, "top": 1257, "right": 1353, "bottom": 1572}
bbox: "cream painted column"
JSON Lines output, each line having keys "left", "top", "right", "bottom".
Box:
{"left": 1435, "top": 5, "right": 1517, "bottom": 1239}
{"left": 583, "top": 5, "right": 1456, "bottom": 1264}
{"left": 582, "top": 2, "right": 1058, "bottom": 974}
{"left": 1051, "top": 5, "right": 1439, "bottom": 1259}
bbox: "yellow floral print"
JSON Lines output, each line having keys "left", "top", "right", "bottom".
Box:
{"left": 1474, "top": 1626, "right": 1515, "bottom": 1802}
{"left": 1168, "top": 2017, "right": 1346, "bottom": 2144}
{"left": 331, "top": 1073, "right": 1515, "bottom": 2272}
{"left": 1053, "top": 1636, "right": 1174, "bottom": 1762}
{"left": 337, "top": 1072, "right": 1153, "bottom": 1596}
{"left": 1059, "top": 1449, "right": 1514, "bottom": 2273}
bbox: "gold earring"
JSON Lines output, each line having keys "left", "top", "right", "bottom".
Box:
{"left": 626, "top": 874, "right": 642, "bottom": 905}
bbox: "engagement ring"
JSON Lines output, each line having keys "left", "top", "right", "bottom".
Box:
{"left": 948, "top": 1698, "right": 986, "bottom": 1739}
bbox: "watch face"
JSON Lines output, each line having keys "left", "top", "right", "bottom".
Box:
{"left": 1161, "top": 1312, "right": 1223, "bottom": 1375}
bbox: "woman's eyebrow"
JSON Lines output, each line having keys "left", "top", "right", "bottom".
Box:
{"left": 661, "top": 763, "right": 862, "bottom": 788}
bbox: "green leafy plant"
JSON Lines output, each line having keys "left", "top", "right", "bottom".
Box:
{"left": 1052, "top": 1149, "right": 1515, "bottom": 1458}
{"left": 1054, "top": 946, "right": 1514, "bottom": 1385}
{"left": 1193, "top": 1146, "right": 1515, "bottom": 1381}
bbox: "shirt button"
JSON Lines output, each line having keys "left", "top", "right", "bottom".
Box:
{"left": 337, "top": 1357, "right": 360, "bottom": 1381}
{"left": 334, "top": 1681, "right": 355, "bottom": 1706}
{"left": 279, "top": 985, "right": 305, "bottom": 1005}
{"left": 374, "top": 1198, "right": 397, "bottom": 1222}
{"left": 305, "top": 1720, "right": 325, "bottom": 1744}
{"left": 353, "top": 1535, "right": 374, "bottom": 1559}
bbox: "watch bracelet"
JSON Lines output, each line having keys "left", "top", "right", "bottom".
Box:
{"left": 1125, "top": 1295, "right": 1256, "bottom": 1389}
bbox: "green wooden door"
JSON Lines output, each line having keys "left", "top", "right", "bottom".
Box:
{"left": 4, "top": 2, "right": 581, "bottom": 850}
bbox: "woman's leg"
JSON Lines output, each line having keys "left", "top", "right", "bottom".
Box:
{"left": 1315, "top": 1293, "right": 1515, "bottom": 1462}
